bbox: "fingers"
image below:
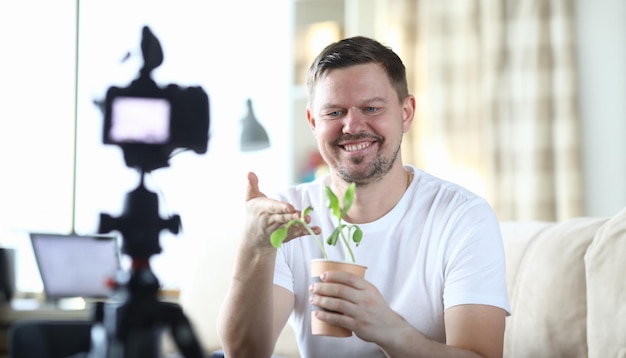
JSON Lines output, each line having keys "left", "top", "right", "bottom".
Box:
{"left": 246, "top": 171, "right": 265, "bottom": 201}
{"left": 244, "top": 172, "right": 322, "bottom": 247}
{"left": 246, "top": 172, "right": 300, "bottom": 217}
{"left": 285, "top": 221, "right": 322, "bottom": 241}
{"left": 309, "top": 279, "right": 362, "bottom": 318}
{"left": 312, "top": 271, "right": 366, "bottom": 292}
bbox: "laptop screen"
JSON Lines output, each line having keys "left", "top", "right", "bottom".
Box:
{"left": 30, "top": 232, "right": 121, "bottom": 300}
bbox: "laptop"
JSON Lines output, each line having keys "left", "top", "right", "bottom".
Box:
{"left": 29, "top": 232, "right": 121, "bottom": 301}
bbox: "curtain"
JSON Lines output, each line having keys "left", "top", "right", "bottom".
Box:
{"left": 382, "top": 0, "right": 583, "bottom": 221}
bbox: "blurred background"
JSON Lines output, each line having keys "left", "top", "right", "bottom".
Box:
{"left": 0, "top": 0, "right": 624, "bottom": 294}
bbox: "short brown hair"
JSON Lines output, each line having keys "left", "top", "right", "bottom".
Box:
{"left": 306, "top": 36, "right": 409, "bottom": 105}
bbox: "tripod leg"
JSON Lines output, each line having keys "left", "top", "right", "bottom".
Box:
{"left": 160, "top": 301, "right": 204, "bottom": 358}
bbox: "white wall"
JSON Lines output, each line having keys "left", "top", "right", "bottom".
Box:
{"left": 576, "top": 0, "right": 626, "bottom": 217}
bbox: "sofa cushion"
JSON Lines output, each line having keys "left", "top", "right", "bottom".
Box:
{"left": 585, "top": 207, "right": 626, "bottom": 358}
{"left": 500, "top": 217, "right": 608, "bottom": 358}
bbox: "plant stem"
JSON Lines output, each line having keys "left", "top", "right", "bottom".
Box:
{"left": 303, "top": 224, "right": 328, "bottom": 259}
{"left": 340, "top": 227, "right": 355, "bottom": 262}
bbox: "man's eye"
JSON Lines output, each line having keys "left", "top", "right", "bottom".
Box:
{"left": 364, "top": 107, "right": 378, "bottom": 113}
{"left": 326, "top": 110, "right": 342, "bottom": 117}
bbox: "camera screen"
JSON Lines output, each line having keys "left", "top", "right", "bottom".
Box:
{"left": 109, "top": 96, "right": 171, "bottom": 144}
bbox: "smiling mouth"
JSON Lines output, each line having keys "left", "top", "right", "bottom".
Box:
{"left": 343, "top": 142, "right": 372, "bottom": 152}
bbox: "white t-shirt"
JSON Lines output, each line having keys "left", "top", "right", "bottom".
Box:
{"left": 273, "top": 165, "right": 511, "bottom": 358}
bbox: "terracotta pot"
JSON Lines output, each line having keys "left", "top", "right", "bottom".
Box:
{"left": 310, "top": 259, "right": 367, "bottom": 337}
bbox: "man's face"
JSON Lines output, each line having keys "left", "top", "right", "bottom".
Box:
{"left": 307, "top": 63, "right": 413, "bottom": 185}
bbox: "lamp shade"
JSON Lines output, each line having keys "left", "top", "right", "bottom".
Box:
{"left": 240, "top": 98, "right": 270, "bottom": 151}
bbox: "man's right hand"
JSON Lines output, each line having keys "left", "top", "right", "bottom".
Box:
{"left": 244, "top": 172, "right": 320, "bottom": 250}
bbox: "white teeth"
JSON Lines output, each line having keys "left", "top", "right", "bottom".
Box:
{"left": 344, "top": 143, "right": 369, "bottom": 152}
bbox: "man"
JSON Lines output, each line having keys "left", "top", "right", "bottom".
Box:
{"left": 217, "top": 36, "right": 510, "bottom": 358}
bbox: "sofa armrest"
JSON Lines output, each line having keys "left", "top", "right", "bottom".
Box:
{"left": 585, "top": 207, "right": 626, "bottom": 358}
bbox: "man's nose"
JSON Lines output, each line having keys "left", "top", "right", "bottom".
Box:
{"left": 342, "top": 108, "right": 368, "bottom": 134}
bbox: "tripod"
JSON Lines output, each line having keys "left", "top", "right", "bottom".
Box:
{"left": 82, "top": 24, "right": 209, "bottom": 358}
{"left": 87, "top": 174, "right": 204, "bottom": 358}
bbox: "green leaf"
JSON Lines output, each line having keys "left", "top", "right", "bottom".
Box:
{"left": 302, "top": 206, "right": 314, "bottom": 219}
{"left": 326, "top": 227, "right": 340, "bottom": 246}
{"left": 352, "top": 226, "right": 363, "bottom": 246}
{"left": 341, "top": 182, "right": 356, "bottom": 217}
{"left": 270, "top": 226, "right": 289, "bottom": 248}
{"left": 324, "top": 186, "right": 341, "bottom": 218}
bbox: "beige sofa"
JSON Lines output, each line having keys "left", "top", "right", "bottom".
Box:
{"left": 178, "top": 207, "right": 626, "bottom": 358}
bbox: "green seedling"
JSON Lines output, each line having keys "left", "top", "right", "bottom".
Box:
{"left": 270, "top": 182, "right": 363, "bottom": 262}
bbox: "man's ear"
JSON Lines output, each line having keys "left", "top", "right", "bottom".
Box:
{"left": 402, "top": 95, "right": 416, "bottom": 133}
{"left": 306, "top": 107, "right": 317, "bottom": 134}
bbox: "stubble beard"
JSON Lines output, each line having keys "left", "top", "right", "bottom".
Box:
{"left": 336, "top": 140, "right": 402, "bottom": 186}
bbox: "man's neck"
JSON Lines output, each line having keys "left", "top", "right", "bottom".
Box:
{"left": 331, "top": 165, "right": 412, "bottom": 224}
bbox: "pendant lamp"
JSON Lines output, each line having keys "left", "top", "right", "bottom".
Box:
{"left": 240, "top": 98, "right": 270, "bottom": 151}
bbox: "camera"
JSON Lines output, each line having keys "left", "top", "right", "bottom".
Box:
{"left": 102, "top": 26, "right": 210, "bottom": 172}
